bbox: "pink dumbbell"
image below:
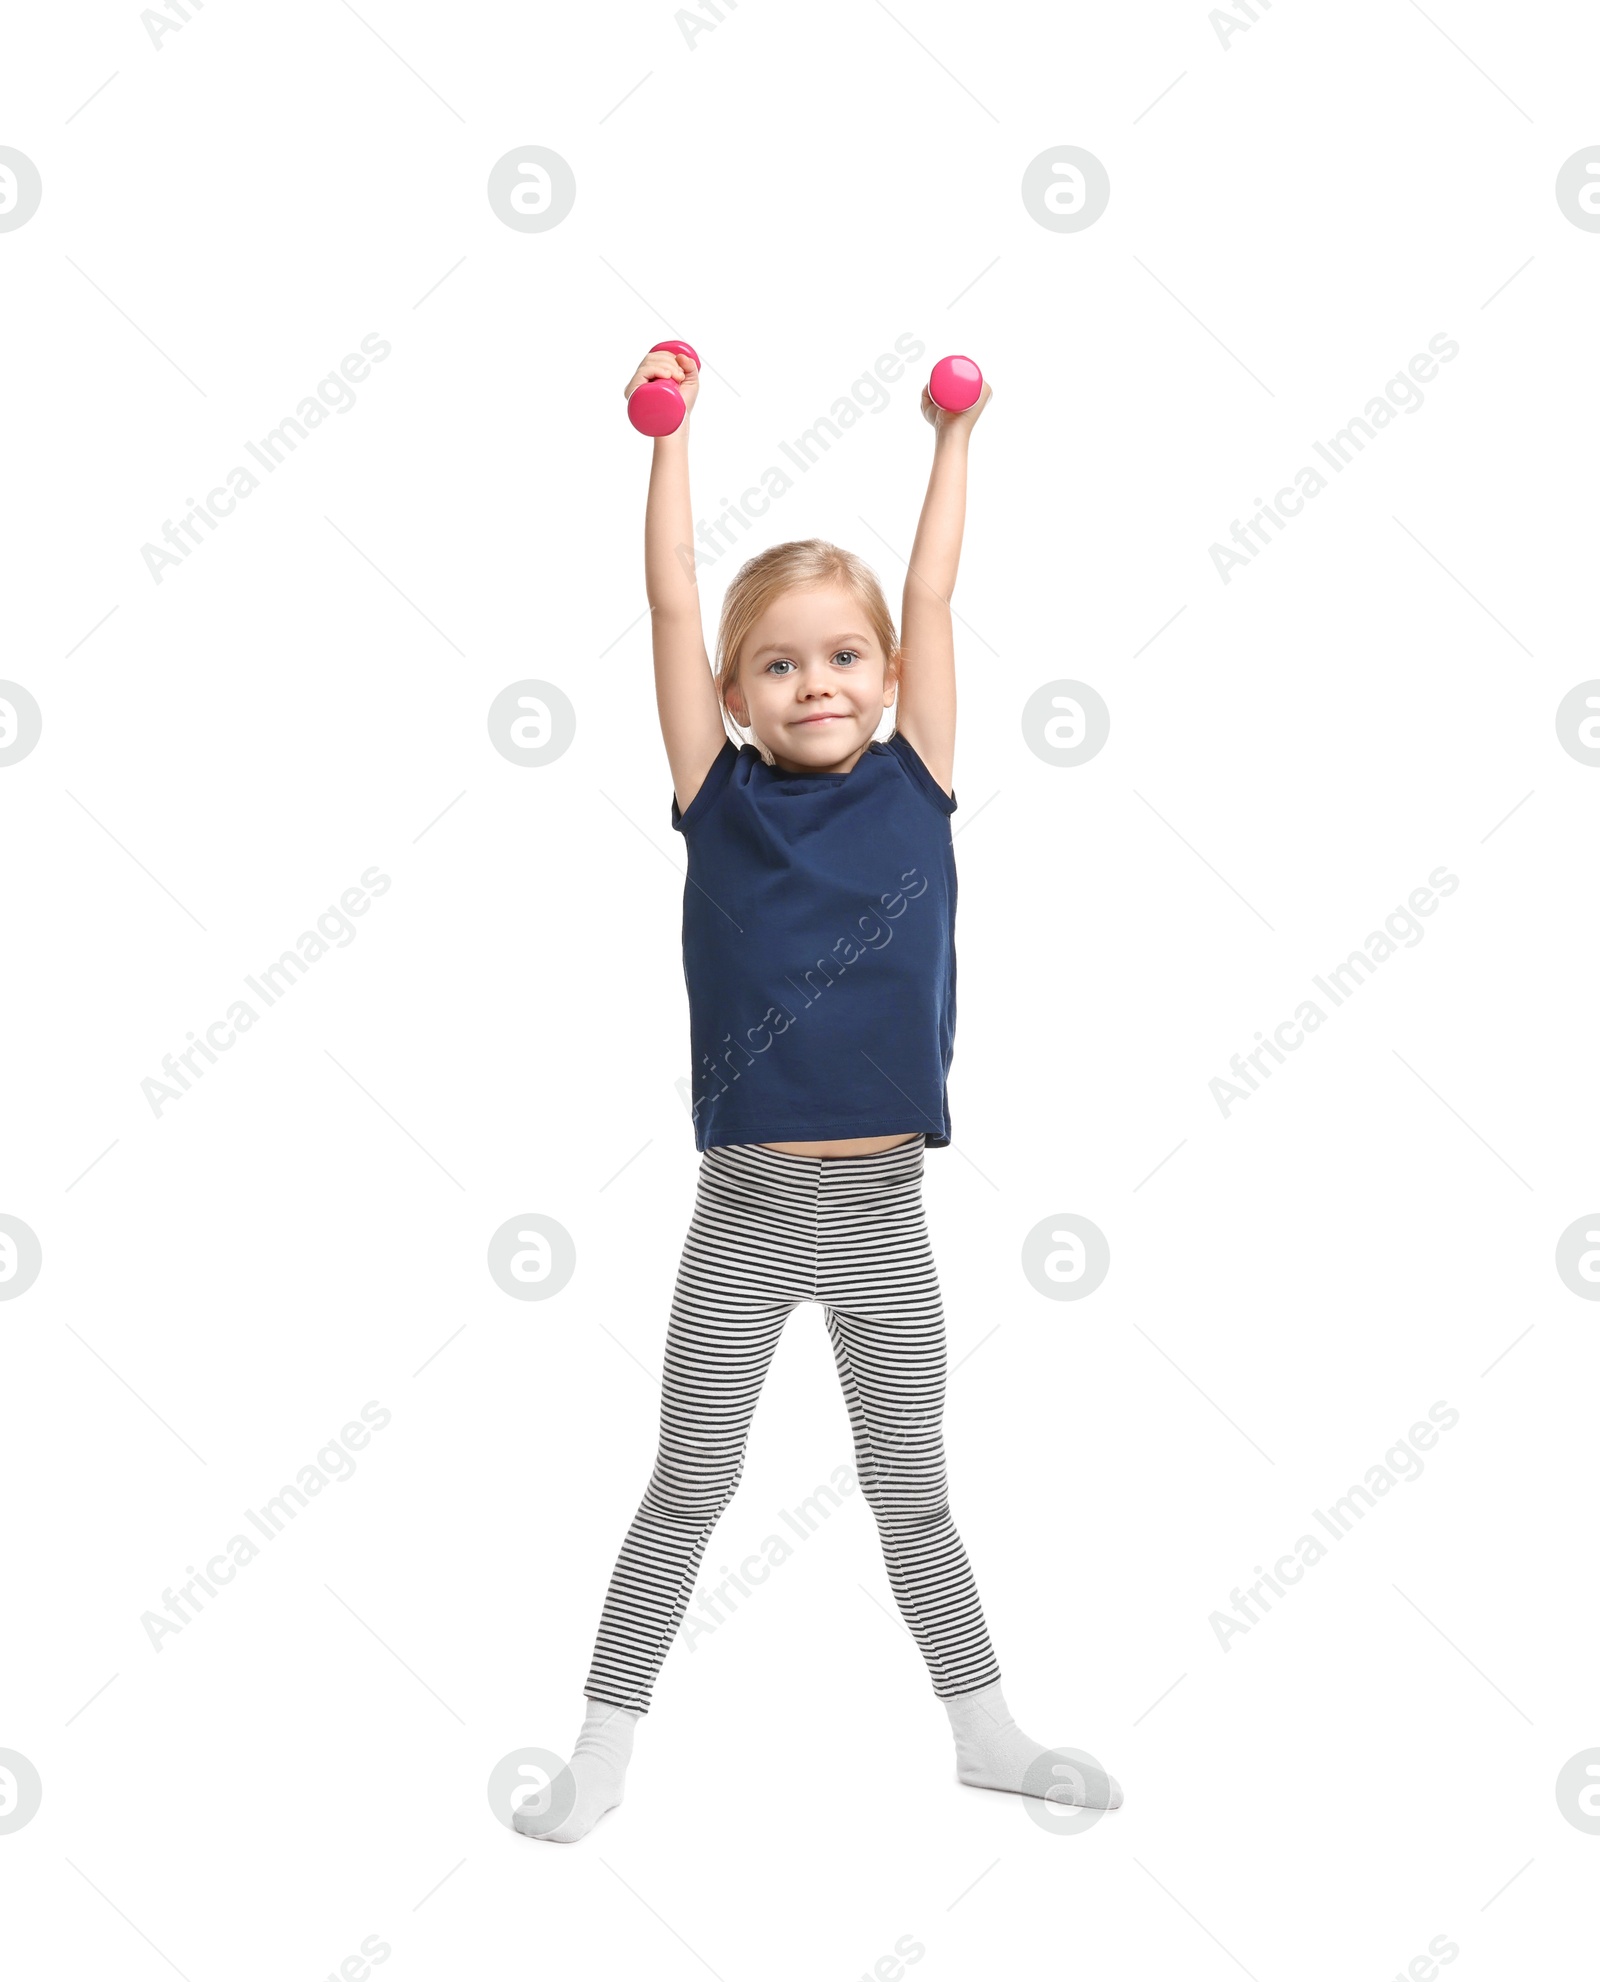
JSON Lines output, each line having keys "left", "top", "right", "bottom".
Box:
{"left": 627, "top": 340, "right": 700, "bottom": 436}
{"left": 928, "top": 354, "right": 983, "bottom": 413}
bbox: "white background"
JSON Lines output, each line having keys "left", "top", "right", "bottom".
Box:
{"left": 3, "top": 1, "right": 1597, "bottom": 1975}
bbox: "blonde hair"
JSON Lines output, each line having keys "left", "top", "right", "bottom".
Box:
{"left": 714, "top": 539, "right": 900, "bottom": 755}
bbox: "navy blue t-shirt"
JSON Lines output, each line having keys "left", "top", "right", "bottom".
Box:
{"left": 670, "top": 730, "right": 958, "bottom": 1152}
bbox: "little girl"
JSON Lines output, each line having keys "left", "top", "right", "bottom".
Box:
{"left": 515, "top": 344, "right": 1122, "bottom": 1842}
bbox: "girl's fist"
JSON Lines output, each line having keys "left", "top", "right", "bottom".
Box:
{"left": 920, "top": 377, "right": 991, "bottom": 432}
{"left": 624, "top": 346, "right": 699, "bottom": 420}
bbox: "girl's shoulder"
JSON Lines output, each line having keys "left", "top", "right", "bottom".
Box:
{"left": 882, "top": 730, "right": 958, "bottom": 816}
{"left": 671, "top": 735, "right": 742, "bottom": 833}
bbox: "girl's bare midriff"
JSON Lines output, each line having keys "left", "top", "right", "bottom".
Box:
{"left": 760, "top": 1133, "right": 920, "bottom": 1157}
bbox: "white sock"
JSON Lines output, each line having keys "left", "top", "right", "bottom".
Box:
{"left": 945, "top": 1680, "right": 1123, "bottom": 1810}
{"left": 513, "top": 1697, "right": 639, "bottom": 1843}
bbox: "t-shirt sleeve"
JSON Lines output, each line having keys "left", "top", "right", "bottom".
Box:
{"left": 885, "top": 730, "right": 957, "bottom": 816}
{"left": 671, "top": 737, "right": 739, "bottom": 833}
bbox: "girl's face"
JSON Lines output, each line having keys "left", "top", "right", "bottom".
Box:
{"left": 725, "top": 581, "right": 897, "bottom": 775}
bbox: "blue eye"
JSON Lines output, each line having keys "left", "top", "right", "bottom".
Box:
{"left": 834, "top": 651, "right": 860, "bottom": 666}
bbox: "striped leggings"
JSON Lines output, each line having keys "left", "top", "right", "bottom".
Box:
{"left": 583, "top": 1133, "right": 1003, "bottom": 1714}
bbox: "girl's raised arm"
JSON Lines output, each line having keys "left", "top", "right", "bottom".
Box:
{"left": 632, "top": 348, "right": 728, "bottom": 815}
{"left": 894, "top": 379, "right": 992, "bottom": 799}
